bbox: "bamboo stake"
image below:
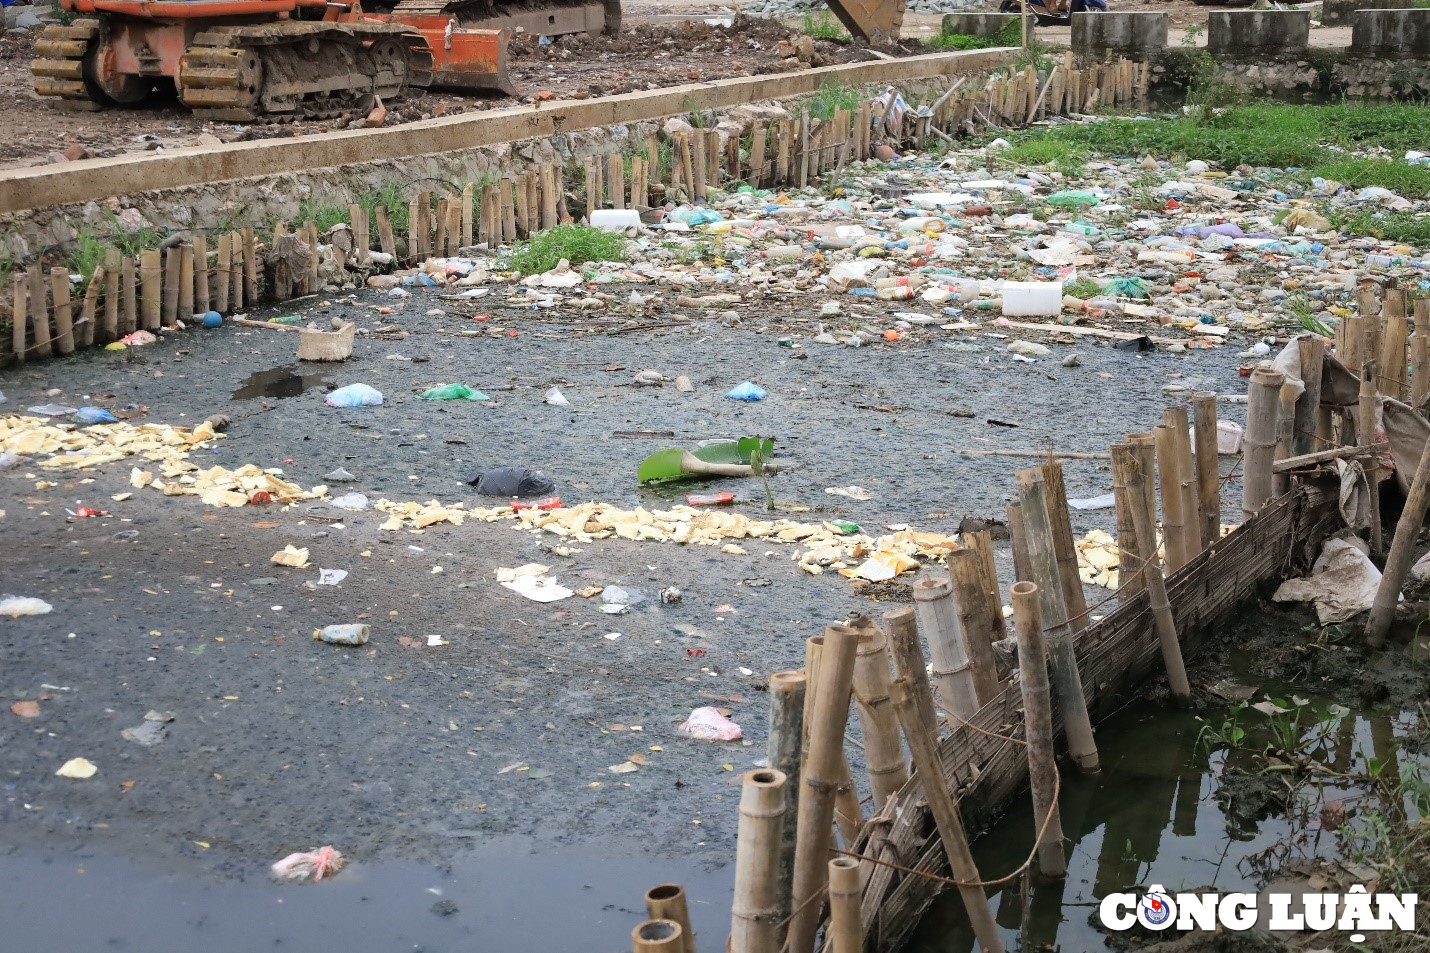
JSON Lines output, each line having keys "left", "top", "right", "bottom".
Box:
{"left": 498, "top": 180, "right": 515, "bottom": 245}
{"left": 408, "top": 199, "right": 421, "bottom": 258}
{"left": 730, "top": 769, "right": 787, "bottom": 953}
{"left": 376, "top": 205, "right": 396, "bottom": 257}
{"left": 119, "top": 256, "right": 137, "bottom": 336}
{"left": 302, "top": 222, "right": 318, "bottom": 295}
{"left": 215, "top": 235, "right": 231, "bottom": 313}
{"left": 1009, "top": 581, "right": 1066, "bottom": 878}
{"left": 192, "top": 235, "right": 209, "bottom": 315}
{"left": 766, "top": 670, "right": 804, "bottom": 945}
{"left": 827, "top": 857, "right": 862, "bottom": 953}
{"left": 1360, "top": 358, "right": 1384, "bottom": 556}
{"left": 630, "top": 156, "right": 646, "bottom": 209}
{"left": 11, "top": 272, "right": 26, "bottom": 360}
{"left": 692, "top": 136, "right": 706, "bottom": 202}
{"left": 160, "top": 246, "right": 180, "bottom": 327}
{"left": 27, "top": 267, "right": 51, "bottom": 357}
{"left": 1040, "top": 459, "right": 1090, "bottom": 633}
{"left": 803, "top": 636, "right": 864, "bottom": 850}
{"left": 1124, "top": 455, "right": 1192, "bottom": 702}
{"left": 787, "top": 622, "right": 858, "bottom": 953}
{"left": 178, "top": 245, "right": 194, "bottom": 321}
{"left": 1166, "top": 406, "right": 1203, "bottom": 561}
{"left": 77, "top": 265, "right": 101, "bottom": 348}
{"left": 541, "top": 164, "right": 559, "bottom": 230}
{"left": 242, "top": 228, "right": 257, "bottom": 305}
{"left": 1016, "top": 467, "right": 1099, "bottom": 773}
{"left": 750, "top": 126, "right": 766, "bottom": 187}
{"left": 48, "top": 266, "right": 74, "bottom": 354}
{"left": 1111, "top": 441, "right": 1145, "bottom": 601}
{"left": 884, "top": 607, "right": 1005, "bottom": 953}
{"left": 606, "top": 153, "right": 624, "bottom": 210}
{"left": 348, "top": 204, "right": 367, "bottom": 265}
{"left": 585, "top": 157, "right": 600, "bottom": 218}
{"left": 525, "top": 170, "right": 539, "bottom": 236}
{"left": 1293, "top": 337, "right": 1325, "bottom": 457}
{"left": 645, "top": 884, "right": 695, "bottom": 953}
{"left": 1413, "top": 298, "right": 1430, "bottom": 410}
{"left": 1192, "top": 393, "right": 1220, "bottom": 550}
{"left": 435, "top": 198, "right": 449, "bottom": 256}
{"left": 911, "top": 575, "right": 979, "bottom": 721}
{"left": 461, "top": 183, "right": 475, "bottom": 249}
{"left": 1242, "top": 368, "right": 1285, "bottom": 520}
{"left": 797, "top": 110, "right": 810, "bottom": 189}
{"left": 1365, "top": 430, "right": 1430, "bottom": 648}
{"left": 851, "top": 620, "right": 907, "bottom": 811}
{"left": 1381, "top": 287, "right": 1409, "bottom": 402}
{"left": 632, "top": 920, "right": 685, "bottom": 953}
{"left": 968, "top": 531, "right": 1009, "bottom": 648}
{"left": 1155, "top": 423, "right": 1191, "bottom": 573}
{"left": 1007, "top": 500, "right": 1034, "bottom": 584}
{"left": 514, "top": 175, "right": 531, "bottom": 239}
{"left": 945, "top": 550, "right": 1002, "bottom": 705}
{"left": 99, "top": 247, "right": 120, "bottom": 342}
{"left": 140, "top": 249, "right": 162, "bottom": 330}
{"left": 416, "top": 193, "right": 430, "bottom": 257}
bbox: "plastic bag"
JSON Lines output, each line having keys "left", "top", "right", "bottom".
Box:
{"left": 329, "top": 493, "right": 369, "bottom": 511}
{"left": 544, "top": 386, "right": 570, "bottom": 407}
{"left": 417, "top": 383, "right": 489, "bottom": 401}
{"left": 1103, "top": 277, "right": 1151, "bottom": 299}
{"left": 27, "top": 403, "right": 77, "bottom": 417}
{"left": 1047, "top": 190, "right": 1100, "bottom": 208}
{"left": 726, "top": 382, "right": 767, "bottom": 401}
{"left": 325, "top": 384, "right": 383, "bottom": 407}
{"left": 73, "top": 407, "right": 118, "bottom": 425}
{"left": 677, "top": 707, "right": 743, "bottom": 742}
{"left": 271, "top": 846, "right": 346, "bottom": 882}
{"left": 0, "top": 595, "right": 54, "bottom": 618}
{"left": 470, "top": 467, "right": 555, "bottom": 498}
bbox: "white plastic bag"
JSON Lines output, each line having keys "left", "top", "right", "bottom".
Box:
{"left": 325, "top": 384, "right": 383, "bottom": 407}
{"left": 677, "top": 707, "right": 743, "bottom": 742}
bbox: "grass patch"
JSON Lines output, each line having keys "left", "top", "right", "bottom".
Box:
{"left": 1062, "top": 277, "right": 1102, "bottom": 299}
{"left": 359, "top": 183, "right": 411, "bottom": 236}
{"left": 807, "top": 81, "right": 860, "bottom": 122}
{"left": 105, "top": 212, "right": 163, "bottom": 260}
{"left": 1003, "top": 138, "right": 1088, "bottom": 173}
{"left": 68, "top": 232, "right": 110, "bottom": 294}
{"left": 1305, "top": 158, "right": 1430, "bottom": 196}
{"left": 1329, "top": 208, "right": 1430, "bottom": 247}
{"left": 801, "top": 10, "right": 849, "bottom": 42}
{"left": 296, "top": 198, "right": 351, "bottom": 234}
{"left": 507, "top": 224, "right": 627, "bottom": 275}
{"left": 925, "top": 17, "right": 1021, "bottom": 51}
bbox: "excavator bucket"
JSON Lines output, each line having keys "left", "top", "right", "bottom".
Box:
{"left": 382, "top": 16, "right": 514, "bottom": 94}
{"left": 824, "top": 0, "right": 906, "bottom": 45}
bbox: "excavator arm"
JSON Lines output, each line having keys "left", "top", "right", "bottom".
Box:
{"left": 823, "top": 0, "right": 905, "bottom": 45}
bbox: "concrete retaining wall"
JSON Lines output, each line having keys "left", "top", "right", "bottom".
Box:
{"left": 939, "top": 12, "right": 1020, "bottom": 37}
{"left": 1352, "top": 7, "right": 1430, "bottom": 56}
{"left": 1321, "top": 0, "right": 1412, "bottom": 28}
{"left": 1071, "top": 11, "right": 1168, "bottom": 58}
{"left": 1207, "top": 10, "right": 1311, "bottom": 55}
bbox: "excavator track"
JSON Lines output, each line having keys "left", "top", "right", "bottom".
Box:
{"left": 30, "top": 19, "right": 103, "bottom": 111}
{"left": 177, "top": 23, "right": 433, "bottom": 123}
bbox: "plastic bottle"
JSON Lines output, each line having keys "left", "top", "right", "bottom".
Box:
{"left": 876, "top": 286, "right": 916, "bottom": 300}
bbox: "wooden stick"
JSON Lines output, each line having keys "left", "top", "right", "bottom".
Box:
{"left": 1366, "top": 429, "right": 1430, "bottom": 648}
{"left": 851, "top": 619, "right": 907, "bottom": 811}
{"left": 1007, "top": 500, "right": 1034, "bottom": 585}
{"left": 765, "top": 670, "right": 804, "bottom": 945}
{"left": 632, "top": 919, "right": 685, "bottom": 953}
{"left": 955, "top": 448, "right": 1110, "bottom": 460}
{"left": 1040, "top": 459, "right": 1090, "bottom": 633}
{"left": 48, "top": 266, "right": 74, "bottom": 354}
{"left": 1242, "top": 368, "right": 1285, "bottom": 520}
{"left": 27, "top": 267, "right": 51, "bottom": 357}
{"left": 1009, "top": 581, "right": 1067, "bottom": 878}
{"left": 1192, "top": 392, "right": 1220, "bottom": 550}
{"left": 1413, "top": 298, "right": 1430, "bottom": 410}
{"left": 233, "top": 317, "right": 301, "bottom": 331}
{"left": 1167, "top": 406, "right": 1203, "bottom": 562}
{"left": 731, "top": 769, "right": 788, "bottom": 953}
{"left": 178, "top": 245, "right": 194, "bottom": 321}
{"left": 884, "top": 608, "right": 1005, "bottom": 953}
{"left": 77, "top": 265, "right": 101, "bottom": 348}
{"left": 1125, "top": 456, "right": 1191, "bottom": 702}
{"left": 945, "top": 549, "right": 1002, "bottom": 706}
{"left": 1360, "top": 358, "right": 1383, "bottom": 555}
{"left": 644, "top": 885, "right": 694, "bottom": 953}
{"left": 787, "top": 622, "right": 858, "bottom": 953}
{"left": 1016, "top": 467, "right": 1099, "bottom": 773}
{"left": 826, "top": 856, "right": 862, "bottom": 953}
{"left": 911, "top": 575, "right": 979, "bottom": 721}
{"left": 11, "top": 272, "right": 26, "bottom": 361}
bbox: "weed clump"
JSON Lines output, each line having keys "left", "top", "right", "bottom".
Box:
{"left": 507, "top": 224, "right": 627, "bottom": 275}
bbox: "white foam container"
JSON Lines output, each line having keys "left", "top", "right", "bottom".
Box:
{"left": 1000, "top": 281, "right": 1063, "bottom": 318}
{"left": 590, "top": 208, "right": 641, "bottom": 232}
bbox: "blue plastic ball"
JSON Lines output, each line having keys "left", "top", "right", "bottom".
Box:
{"left": 202, "top": 311, "right": 223, "bottom": 329}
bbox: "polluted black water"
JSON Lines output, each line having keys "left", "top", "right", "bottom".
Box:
{"left": 908, "top": 628, "right": 1427, "bottom": 953}
{"left": 230, "top": 365, "right": 331, "bottom": 400}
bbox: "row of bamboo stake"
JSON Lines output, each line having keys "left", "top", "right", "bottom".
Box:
{"left": 628, "top": 386, "right": 1247, "bottom": 953}
{"left": 5, "top": 55, "right": 1149, "bottom": 365}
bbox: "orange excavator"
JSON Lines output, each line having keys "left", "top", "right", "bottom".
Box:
{"left": 30, "top": 0, "right": 523, "bottom": 119}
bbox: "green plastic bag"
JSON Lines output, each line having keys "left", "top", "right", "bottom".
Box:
{"left": 417, "top": 383, "right": 490, "bottom": 401}
{"left": 1103, "top": 277, "right": 1150, "bottom": 299}
{"left": 1047, "top": 190, "right": 1100, "bottom": 208}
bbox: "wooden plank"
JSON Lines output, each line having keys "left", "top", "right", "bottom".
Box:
{"left": 629, "top": 155, "right": 645, "bottom": 209}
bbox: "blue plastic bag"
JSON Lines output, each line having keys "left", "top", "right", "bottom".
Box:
{"left": 725, "top": 382, "right": 766, "bottom": 401}
{"left": 73, "top": 407, "right": 118, "bottom": 424}
{"left": 325, "top": 383, "right": 384, "bottom": 407}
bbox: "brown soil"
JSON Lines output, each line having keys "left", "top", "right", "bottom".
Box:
{"left": 0, "top": 14, "right": 899, "bottom": 174}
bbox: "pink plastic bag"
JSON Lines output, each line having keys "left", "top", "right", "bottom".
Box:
{"left": 677, "top": 707, "right": 742, "bottom": 742}
{"left": 271, "top": 845, "right": 346, "bottom": 882}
